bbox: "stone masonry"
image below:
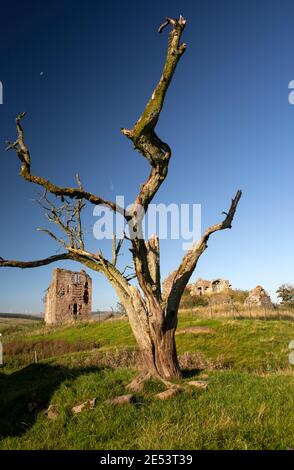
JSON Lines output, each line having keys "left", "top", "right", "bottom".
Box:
{"left": 188, "top": 278, "right": 231, "bottom": 297}
{"left": 44, "top": 268, "right": 92, "bottom": 325}
{"left": 244, "top": 285, "right": 273, "bottom": 308}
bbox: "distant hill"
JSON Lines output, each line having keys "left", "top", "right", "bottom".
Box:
{"left": 0, "top": 313, "right": 42, "bottom": 321}
{"left": 0, "top": 312, "right": 120, "bottom": 322}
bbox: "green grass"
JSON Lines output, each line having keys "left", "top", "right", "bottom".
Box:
{"left": 176, "top": 317, "right": 294, "bottom": 372}
{"left": 18, "top": 315, "right": 294, "bottom": 372}
{"left": 24, "top": 319, "right": 136, "bottom": 350}
{"left": 1, "top": 314, "right": 294, "bottom": 449}
{"left": 0, "top": 317, "right": 41, "bottom": 336}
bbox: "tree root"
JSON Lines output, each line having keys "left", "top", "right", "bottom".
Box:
{"left": 127, "top": 372, "right": 184, "bottom": 393}
{"left": 127, "top": 372, "right": 153, "bottom": 392}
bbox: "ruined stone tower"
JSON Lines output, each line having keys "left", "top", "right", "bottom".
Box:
{"left": 44, "top": 268, "right": 92, "bottom": 325}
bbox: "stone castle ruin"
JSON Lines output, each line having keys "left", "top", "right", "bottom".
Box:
{"left": 188, "top": 278, "right": 231, "bottom": 297}
{"left": 244, "top": 285, "right": 273, "bottom": 308}
{"left": 163, "top": 275, "right": 274, "bottom": 308}
{"left": 44, "top": 268, "right": 92, "bottom": 325}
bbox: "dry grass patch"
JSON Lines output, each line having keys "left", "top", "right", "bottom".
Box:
{"left": 3, "top": 339, "right": 100, "bottom": 367}
{"left": 176, "top": 326, "right": 215, "bottom": 335}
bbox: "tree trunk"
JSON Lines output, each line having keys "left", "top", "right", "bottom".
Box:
{"left": 143, "top": 322, "right": 182, "bottom": 380}
{"left": 127, "top": 302, "right": 182, "bottom": 381}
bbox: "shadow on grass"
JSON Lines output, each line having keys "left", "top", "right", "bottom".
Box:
{"left": 181, "top": 368, "right": 204, "bottom": 379}
{"left": 0, "top": 363, "right": 101, "bottom": 440}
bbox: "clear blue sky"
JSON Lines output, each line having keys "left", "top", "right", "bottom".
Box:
{"left": 0, "top": 0, "right": 293, "bottom": 313}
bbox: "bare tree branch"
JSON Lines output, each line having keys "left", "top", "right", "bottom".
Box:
{"left": 6, "top": 113, "right": 126, "bottom": 217}
{"left": 158, "top": 18, "right": 170, "bottom": 34}
{"left": 121, "top": 265, "right": 133, "bottom": 275}
{"left": 164, "top": 190, "right": 242, "bottom": 308}
{"left": 37, "top": 227, "right": 68, "bottom": 248}
{"left": 145, "top": 234, "right": 161, "bottom": 299}
{"left": 35, "top": 189, "right": 85, "bottom": 249}
{"left": 121, "top": 16, "right": 187, "bottom": 302}
{"left": 121, "top": 15, "right": 186, "bottom": 211}
{"left": 112, "top": 233, "right": 125, "bottom": 266}
{"left": 0, "top": 253, "right": 72, "bottom": 269}
{"left": 76, "top": 200, "right": 84, "bottom": 250}
{"left": 75, "top": 174, "right": 85, "bottom": 249}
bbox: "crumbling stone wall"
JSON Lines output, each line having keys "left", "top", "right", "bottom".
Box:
{"left": 44, "top": 268, "right": 92, "bottom": 325}
{"left": 188, "top": 278, "right": 231, "bottom": 296}
{"left": 244, "top": 285, "right": 273, "bottom": 308}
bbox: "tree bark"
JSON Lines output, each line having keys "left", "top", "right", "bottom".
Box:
{"left": 148, "top": 314, "right": 181, "bottom": 379}
{"left": 120, "top": 281, "right": 181, "bottom": 380}
{"left": 128, "top": 305, "right": 181, "bottom": 380}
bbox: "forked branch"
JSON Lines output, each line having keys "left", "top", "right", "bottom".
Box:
{"left": 6, "top": 113, "right": 126, "bottom": 216}
{"left": 121, "top": 15, "right": 187, "bottom": 211}
{"left": 121, "top": 16, "right": 187, "bottom": 300}
{"left": 165, "top": 190, "right": 242, "bottom": 307}
{"left": 36, "top": 188, "right": 86, "bottom": 250}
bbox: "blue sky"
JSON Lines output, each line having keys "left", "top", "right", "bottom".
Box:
{"left": 0, "top": 0, "right": 294, "bottom": 313}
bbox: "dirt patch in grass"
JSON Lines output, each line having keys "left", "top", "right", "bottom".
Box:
{"left": 176, "top": 326, "right": 215, "bottom": 335}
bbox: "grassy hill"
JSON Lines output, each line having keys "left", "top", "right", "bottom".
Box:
{"left": 0, "top": 315, "right": 42, "bottom": 336}
{"left": 1, "top": 313, "right": 294, "bottom": 449}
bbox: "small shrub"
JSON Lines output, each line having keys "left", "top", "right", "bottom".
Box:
{"left": 179, "top": 351, "right": 227, "bottom": 371}
{"left": 277, "top": 284, "right": 294, "bottom": 308}
{"left": 180, "top": 289, "right": 209, "bottom": 308}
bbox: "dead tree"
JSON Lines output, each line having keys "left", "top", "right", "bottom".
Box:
{"left": 1, "top": 16, "right": 241, "bottom": 385}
